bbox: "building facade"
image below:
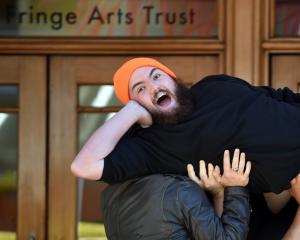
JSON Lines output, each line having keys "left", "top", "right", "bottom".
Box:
{"left": 0, "top": 0, "right": 300, "bottom": 239}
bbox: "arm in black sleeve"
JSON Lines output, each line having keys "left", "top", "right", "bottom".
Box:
{"left": 257, "top": 86, "right": 300, "bottom": 103}
{"left": 178, "top": 183, "right": 250, "bottom": 240}
{"left": 101, "top": 135, "right": 186, "bottom": 183}
{"left": 101, "top": 137, "right": 154, "bottom": 183}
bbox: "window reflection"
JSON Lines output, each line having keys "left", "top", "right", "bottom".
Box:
{"left": 0, "top": 86, "right": 18, "bottom": 108}
{"left": 79, "top": 85, "right": 122, "bottom": 108}
{"left": 0, "top": 113, "right": 18, "bottom": 234}
{"left": 78, "top": 113, "right": 115, "bottom": 149}
{"left": 275, "top": 0, "right": 300, "bottom": 37}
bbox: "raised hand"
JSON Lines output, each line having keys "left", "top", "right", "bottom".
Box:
{"left": 215, "top": 149, "right": 251, "bottom": 187}
{"left": 187, "top": 160, "right": 223, "bottom": 196}
{"left": 127, "top": 100, "right": 153, "bottom": 127}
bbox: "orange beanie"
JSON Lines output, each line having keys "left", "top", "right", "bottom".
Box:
{"left": 113, "top": 57, "right": 177, "bottom": 104}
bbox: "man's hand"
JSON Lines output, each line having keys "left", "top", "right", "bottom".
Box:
{"left": 127, "top": 100, "right": 152, "bottom": 127}
{"left": 188, "top": 160, "right": 224, "bottom": 217}
{"left": 187, "top": 161, "right": 223, "bottom": 197}
{"left": 216, "top": 149, "right": 251, "bottom": 187}
{"left": 290, "top": 174, "right": 300, "bottom": 205}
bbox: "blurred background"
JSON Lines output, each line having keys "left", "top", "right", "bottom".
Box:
{"left": 0, "top": 0, "right": 300, "bottom": 239}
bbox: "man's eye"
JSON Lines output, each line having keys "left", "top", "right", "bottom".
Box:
{"left": 137, "top": 86, "right": 145, "bottom": 94}
{"left": 153, "top": 73, "right": 161, "bottom": 80}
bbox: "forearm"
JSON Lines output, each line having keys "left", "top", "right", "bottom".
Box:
{"left": 184, "top": 186, "right": 250, "bottom": 240}
{"left": 212, "top": 190, "right": 224, "bottom": 217}
{"left": 71, "top": 103, "right": 139, "bottom": 180}
{"left": 283, "top": 206, "right": 300, "bottom": 240}
{"left": 219, "top": 186, "right": 250, "bottom": 239}
{"left": 264, "top": 190, "right": 291, "bottom": 214}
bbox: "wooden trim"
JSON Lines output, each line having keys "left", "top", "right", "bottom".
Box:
{"left": 219, "top": 51, "right": 225, "bottom": 73}
{"left": 263, "top": 0, "right": 270, "bottom": 41}
{"left": 18, "top": 56, "right": 46, "bottom": 240}
{"left": 262, "top": 42, "right": 300, "bottom": 50}
{"left": 265, "top": 38, "right": 300, "bottom": 42}
{"left": 262, "top": 50, "right": 270, "bottom": 86}
{"left": 228, "top": 0, "right": 263, "bottom": 85}
{"left": 225, "top": 0, "right": 234, "bottom": 75}
{"left": 231, "top": 0, "right": 256, "bottom": 82}
{"left": 49, "top": 57, "right": 77, "bottom": 240}
{"left": 253, "top": 0, "right": 263, "bottom": 86}
{"left": 0, "top": 108, "right": 18, "bottom": 112}
{"left": 269, "top": 0, "right": 275, "bottom": 39}
{"left": 262, "top": 49, "right": 300, "bottom": 54}
{"left": 0, "top": 38, "right": 224, "bottom": 54}
{"left": 218, "top": 0, "right": 225, "bottom": 42}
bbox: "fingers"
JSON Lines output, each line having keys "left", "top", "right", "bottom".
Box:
{"left": 244, "top": 161, "right": 251, "bottom": 177}
{"left": 213, "top": 165, "right": 221, "bottom": 182}
{"left": 214, "top": 165, "right": 221, "bottom": 176}
{"left": 223, "top": 150, "right": 231, "bottom": 172}
{"left": 187, "top": 164, "right": 202, "bottom": 186}
{"left": 232, "top": 149, "right": 240, "bottom": 171}
{"left": 208, "top": 163, "right": 214, "bottom": 178}
{"left": 238, "top": 152, "right": 246, "bottom": 173}
{"left": 224, "top": 149, "right": 249, "bottom": 174}
{"left": 187, "top": 164, "right": 194, "bottom": 177}
{"left": 199, "top": 160, "right": 208, "bottom": 181}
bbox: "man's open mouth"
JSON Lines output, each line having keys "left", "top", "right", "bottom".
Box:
{"left": 156, "top": 92, "right": 172, "bottom": 107}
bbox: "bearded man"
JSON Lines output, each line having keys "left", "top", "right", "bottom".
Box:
{"left": 71, "top": 57, "right": 300, "bottom": 211}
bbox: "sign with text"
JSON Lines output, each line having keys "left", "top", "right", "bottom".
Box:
{"left": 0, "top": 0, "right": 218, "bottom": 37}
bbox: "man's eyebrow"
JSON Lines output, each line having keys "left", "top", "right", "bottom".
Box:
{"left": 131, "top": 81, "right": 143, "bottom": 92}
{"left": 149, "top": 68, "right": 158, "bottom": 78}
{"left": 131, "top": 68, "right": 158, "bottom": 92}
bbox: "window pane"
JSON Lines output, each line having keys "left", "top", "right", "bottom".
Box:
{"left": 79, "top": 85, "right": 122, "bottom": 108}
{"left": 78, "top": 112, "right": 115, "bottom": 149}
{"left": 0, "top": 0, "right": 218, "bottom": 38}
{"left": 0, "top": 86, "right": 18, "bottom": 108}
{"left": 275, "top": 0, "right": 300, "bottom": 37}
{"left": 78, "top": 113, "right": 113, "bottom": 239}
{"left": 0, "top": 113, "right": 18, "bottom": 236}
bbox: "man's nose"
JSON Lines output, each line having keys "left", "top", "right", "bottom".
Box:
{"left": 149, "top": 82, "right": 160, "bottom": 95}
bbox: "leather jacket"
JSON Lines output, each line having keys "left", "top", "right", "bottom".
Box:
{"left": 102, "top": 174, "right": 250, "bottom": 240}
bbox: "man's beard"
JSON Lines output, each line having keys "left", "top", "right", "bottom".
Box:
{"left": 150, "top": 82, "right": 194, "bottom": 125}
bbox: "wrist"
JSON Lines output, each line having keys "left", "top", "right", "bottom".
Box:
{"left": 123, "top": 101, "right": 142, "bottom": 122}
{"left": 212, "top": 188, "right": 224, "bottom": 199}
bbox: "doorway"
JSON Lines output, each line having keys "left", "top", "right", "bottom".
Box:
{"left": 0, "top": 54, "right": 221, "bottom": 239}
